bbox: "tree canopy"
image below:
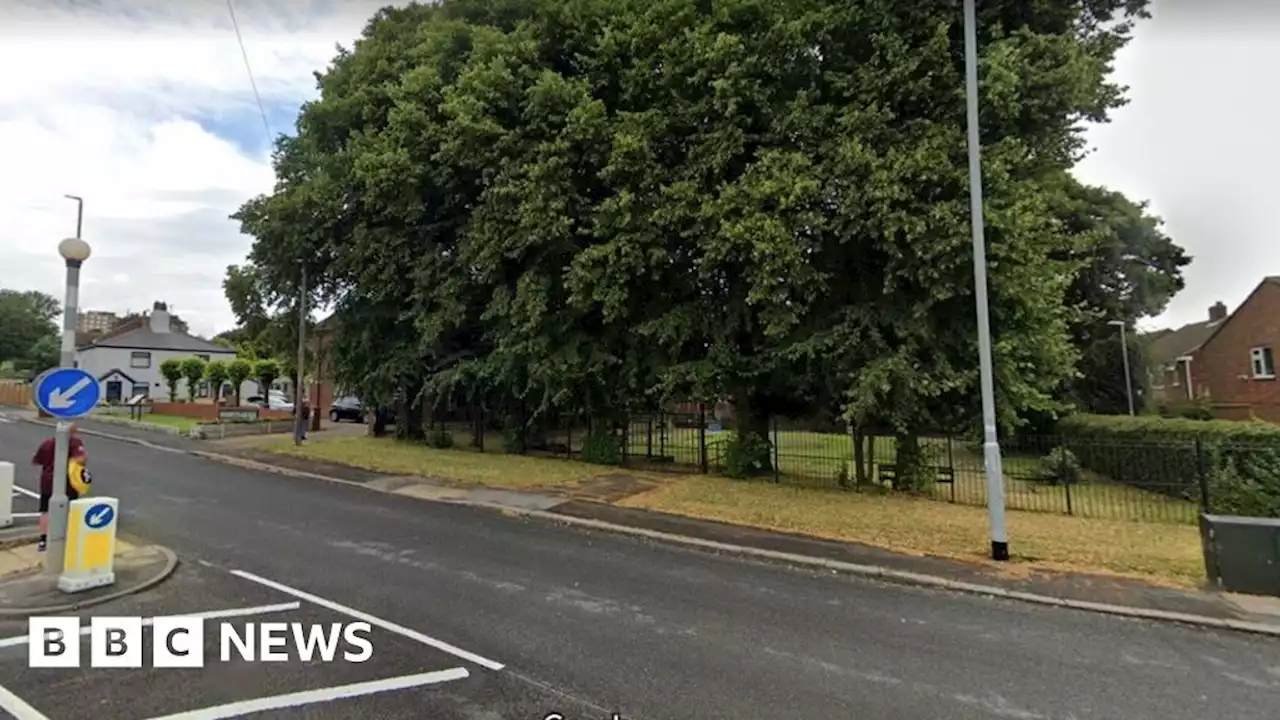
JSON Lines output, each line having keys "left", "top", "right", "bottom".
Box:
{"left": 233, "top": 0, "right": 1156, "bottom": 455}
{"left": 0, "top": 289, "right": 60, "bottom": 374}
{"left": 1050, "top": 174, "right": 1190, "bottom": 415}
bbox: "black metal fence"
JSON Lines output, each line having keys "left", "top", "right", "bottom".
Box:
{"left": 415, "top": 409, "right": 1278, "bottom": 525}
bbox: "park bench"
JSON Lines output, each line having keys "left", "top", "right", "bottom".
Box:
{"left": 876, "top": 463, "right": 957, "bottom": 502}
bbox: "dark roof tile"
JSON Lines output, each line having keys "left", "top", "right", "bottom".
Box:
{"left": 79, "top": 327, "right": 234, "bottom": 354}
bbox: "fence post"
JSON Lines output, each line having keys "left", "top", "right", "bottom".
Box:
{"left": 566, "top": 418, "right": 573, "bottom": 459}
{"left": 1196, "top": 437, "right": 1211, "bottom": 514}
{"left": 646, "top": 416, "right": 654, "bottom": 458}
{"left": 771, "top": 415, "right": 780, "bottom": 483}
{"left": 1060, "top": 439, "right": 1073, "bottom": 517}
{"left": 698, "top": 404, "right": 708, "bottom": 475}
{"left": 621, "top": 412, "right": 629, "bottom": 465}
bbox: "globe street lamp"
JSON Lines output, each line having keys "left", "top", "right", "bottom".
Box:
{"left": 44, "top": 203, "right": 91, "bottom": 574}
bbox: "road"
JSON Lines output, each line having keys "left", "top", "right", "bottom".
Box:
{"left": 1, "top": 420, "right": 1278, "bottom": 720}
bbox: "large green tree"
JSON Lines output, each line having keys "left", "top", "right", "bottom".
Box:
{"left": 0, "top": 289, "right": 60, "bottom": 369}
{"left": 1049, "top": 175, "right": 1190, "bottom": 415}
{"left": 234, "top": 0, "right": 1152, "bottom": 469}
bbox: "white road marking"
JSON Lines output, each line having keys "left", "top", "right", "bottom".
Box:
{"left": 0, "top": 681, "right": 51, "bottom": 720}
{"left": 11, "top": 487, "right": 38, "bottom": 499}
{"left": 230, "top": 569, "right": 505, "bottom": 671}
{"left": 0, "top": 602, "right": 302, "bottom": 649}
{"left": 139, "top": 668, "right": 469, "bottom": 720}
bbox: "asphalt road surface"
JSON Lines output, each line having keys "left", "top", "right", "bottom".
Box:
{"left": 1, "top": 421, "right": 1279, "bottom": 720}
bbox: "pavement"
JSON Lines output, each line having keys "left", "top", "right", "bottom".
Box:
{"left": 1, "top": 411, "right": 1280, "bottom": 719}
{"left": 0, "top": 538, "right": 176, "bottom": 615}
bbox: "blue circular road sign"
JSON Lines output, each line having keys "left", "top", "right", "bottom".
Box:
{"left": 34, "top": 368, "right": 101, "bottom": 419}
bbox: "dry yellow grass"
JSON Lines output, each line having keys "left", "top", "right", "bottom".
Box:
{"left": 258, "top": 435, "right": 623, "bottom": 489}
{"left": 617, "top": 476, "right": 1206, "bottom": 588}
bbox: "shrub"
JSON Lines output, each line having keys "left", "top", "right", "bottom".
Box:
{"left": 180, "top": 357, "right": 207, "bottom": 402}
{"left": 1057, "top": 414, "right": 1280, "bottom": 516}
{"left": 580, "top": 428, "right": 623, "bottom": 466}
{"left": 1035, "top": 446, "right": 1082, "bottom": 485}
{"left": 722, "top": 432, "right": 772, "bottom": 479}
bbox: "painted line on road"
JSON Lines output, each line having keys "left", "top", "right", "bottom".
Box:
{"left": 11, "top": 487, "right": 38, "bottom": 499}
{"left": 229, "top": 569, "right": 506, "bottom": 671}
{"left": 0, "top": 681, "right": 51, "bottom": 720}
{"left": 139, "top": 667, "right": 469, "bottom": 720}
{"left": 0, "top": 602, "right": 302, "bottom": 649}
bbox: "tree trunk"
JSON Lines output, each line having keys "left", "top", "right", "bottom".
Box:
{"left": 893, "top": 431, "right": 930, "bottom": 492}
{"left": 732, "top": 387, "right": 773, "bottom": 474}
{"left": 851, "top": 424, "right": 865, "bottom": 487}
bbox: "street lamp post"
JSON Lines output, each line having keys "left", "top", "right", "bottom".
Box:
{"left": 1109, "top": 320, "right": 1135, "bottom": 416}
{"left": 45, "top": 202, "right": 91, "bottom": 574}
{"left": 963, "top": 0, "right": 1009, "bottom": 561}
{"left": 294, "top": 262, "right": 308, "bottom": 446}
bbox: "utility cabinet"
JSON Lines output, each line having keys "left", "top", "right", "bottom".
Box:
{"left": 1200, "top": 514, "right": 1280, "bottom": 596}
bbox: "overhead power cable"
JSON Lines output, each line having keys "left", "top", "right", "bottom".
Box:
{"left": 226, "top": 0, "right": 274, "bottom": 146}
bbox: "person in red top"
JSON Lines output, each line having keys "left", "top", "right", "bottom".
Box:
{"left": 31, "top": 422, "right": 87, "bottom": 552}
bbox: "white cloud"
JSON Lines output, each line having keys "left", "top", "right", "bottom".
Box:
{"left": 1073, "top": 1, "right": 1280, "bottom": 332}
{"left": 0, "top": 0, "right": 383, "bottom": 338}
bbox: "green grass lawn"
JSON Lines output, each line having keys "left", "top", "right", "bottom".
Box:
{"left": 94, "top": 410, "right": 199, "bottom": 431}
{"left": 132, "top": 413, "right": 199, "bottom": 431}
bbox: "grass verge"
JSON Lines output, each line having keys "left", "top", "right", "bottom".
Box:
{"left": 253, "top": 433, "right": 1204, "bottom": 587}
{"left": 141, "top": 414, "right": 199, "bottom": 430}
{"left": 257, "top": 435, "right": 635, "bottom": 489}
{"left": 617, "top": 476, "right": 1205, "bottom": 588}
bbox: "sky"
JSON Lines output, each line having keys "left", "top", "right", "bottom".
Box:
{"left": 0, "top": 1, "right": 1275, "bottom": 340}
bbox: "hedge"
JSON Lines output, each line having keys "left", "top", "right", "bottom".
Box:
{"left": 1056, "top": 414, "right": 1280, "bottom": 517}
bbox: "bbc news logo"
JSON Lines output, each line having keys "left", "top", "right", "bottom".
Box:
{"left": 28, "top": 617, "right": 373, "bottom": 668}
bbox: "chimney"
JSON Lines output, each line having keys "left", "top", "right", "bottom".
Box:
{"left": 149, "top": 301, "right": 171, "bottom": 334}
{"left": 1208, "top": 302, "right": 1227, "bottom": 323}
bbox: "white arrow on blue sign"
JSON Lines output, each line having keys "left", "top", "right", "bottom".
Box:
{"left": 34, "top": 368, "right": 101, "bottom": 419}
{"left": 86, "top": 503, "right": 115, "bottom": 529}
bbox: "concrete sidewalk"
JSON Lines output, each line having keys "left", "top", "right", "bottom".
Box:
{"left": 8, "top": 406, "right": 1280, "bottom": 635}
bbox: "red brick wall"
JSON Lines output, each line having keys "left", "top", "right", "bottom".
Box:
{"left": 1196, "top": 281, "right": 1280, "bottom": 423}
{"left": 150, "top": 402, "right": 293, "bottom": 422}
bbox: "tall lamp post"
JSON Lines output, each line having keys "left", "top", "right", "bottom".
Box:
{"left": 293, "top": 262, "right": 308, "bottom": 446}
{"left": 963, "top": 0, "right": 1009, "bottom": 561}
{"left": 46, "top": 201, "right": 91, "bottom": 574}
{"left": 1109, "top": 319, "right": 1135, "bottom": 416}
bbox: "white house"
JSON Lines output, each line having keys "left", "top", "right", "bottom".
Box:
{"left": 75, "top": 301, "right": 255, "bottom": 403}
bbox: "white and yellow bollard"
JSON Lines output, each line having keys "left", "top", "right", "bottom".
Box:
{"left": 57, "top": 497, "right": 118, "bottom": 593}
{"left": 0, "top": 461, "right": 12, "bottom": 529}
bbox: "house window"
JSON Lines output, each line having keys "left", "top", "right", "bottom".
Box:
{"left": 130, "top": 351, "right": 151, "bottom": 369}
{"left": 132, "top": 383, "right": 149, "bottom": 398}
{"left": 1251, "top": 346, "right": 1276, "bottom": 379}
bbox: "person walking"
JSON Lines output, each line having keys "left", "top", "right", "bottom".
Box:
{"left": 300, "top": 398, "right": 311, "bottom": 440}
{"left": 31, "top": 422, "right": 88, "bottom": 552}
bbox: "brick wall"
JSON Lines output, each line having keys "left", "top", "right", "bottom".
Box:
{"left": 1197, "top": 281, "right": 1280, "bottom": 424}
{"left": 150, "top": 402, "right": 294, "bottom": 422}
